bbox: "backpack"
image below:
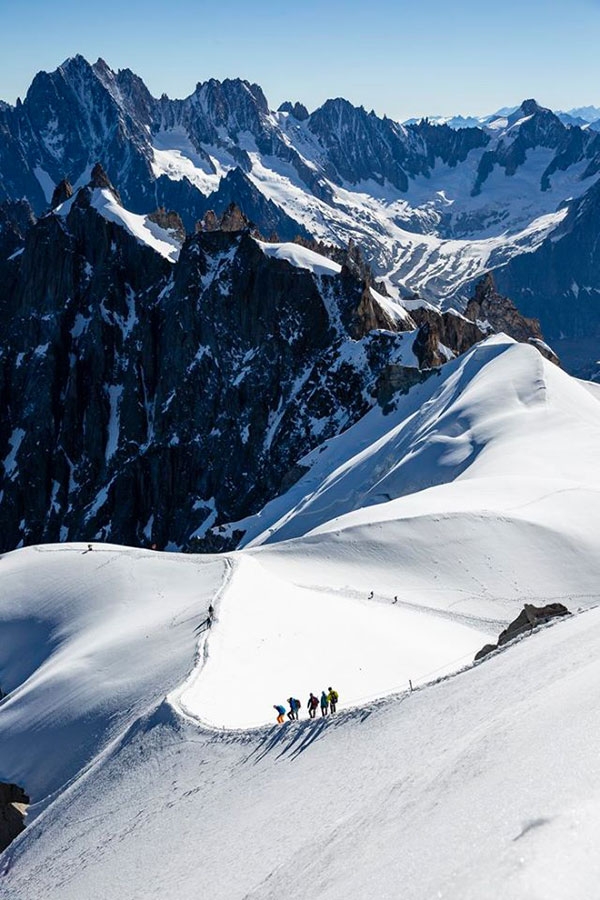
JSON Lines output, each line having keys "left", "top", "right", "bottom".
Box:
{"left": 309, "top": 695, "right": 318, "bottom": 707}
{"left": 331, "top": 691, "right": 338, "bottom": 702}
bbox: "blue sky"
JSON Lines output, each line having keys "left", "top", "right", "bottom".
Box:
{"left": 1, "top": 0, "right": 599, "bottom": 118}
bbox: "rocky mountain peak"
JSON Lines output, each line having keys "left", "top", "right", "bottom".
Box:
{"left": 220, "top": 202, "right": 250, "bottom": 232}
{"left": 508, "top": 98, "right": 563, "bottom": 136}
{"left": 147, "top": 207, "right": 186, "bottom": 242}
{"left": 520, "top": 98, "right": 543, "bottom": 117}
{"left": 51, "top": 178, "right": 74, "bottom": 209}
{"left": 58, "top": 54, "right": 92, "bottom": 77}
{"left": 278, "top": 101, "right": 309, "bottom": 121}
{"left": 89, "top": 162, "right": 119, "bottom": 195}
{"left": 92, "top": 57, "right": 112, "bottom": 77}
{"left": 194, "top": 77, "right": 269, "bottom": 124}
{"left": 464, "top": 273, "right": 559, "bottom": 362}
{"left": 200, "top": 202, "right": 251, "bottom": 233}
{"left": 471, "top": 271, "right": 497, "bottom": 303}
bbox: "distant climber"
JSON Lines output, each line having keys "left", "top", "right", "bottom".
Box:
{"left": 320, "top": 690, "right": 329, "bottom": 716}
{"left": 328, "top": 687, "right": 338, "bottom": 713}
{"left": 274, "top": 704, "right": 286, "bottom": 724}
{"left": 393, "top": 596, "right": 398, "bottom": 604}
{"left": 287, "top": 697, "right": 300, "bottom": 720}
{"left": 307, "top": 693, "right": 319, "bottom": 718}
{"left": 368, "top": 590, "right": 374, "bottom": 599}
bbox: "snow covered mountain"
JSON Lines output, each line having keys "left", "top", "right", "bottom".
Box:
{"left": 4, "top": 57, "right": 600, "bottom": 897}
{"left": 2, "top": 336, "right": 600, "bottom": 896}
{"left": 405, "top": 104, "right": 600, "bottom": 131}
{"left": 2, "top": 57, "right": 600, "bottom": 371}
{"left": 0, "top": 163, "right": 554, "bottom": 553}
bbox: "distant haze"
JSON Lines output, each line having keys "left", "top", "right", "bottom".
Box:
{"left": 0, "top": 0, "right": 599, "bottom": 119}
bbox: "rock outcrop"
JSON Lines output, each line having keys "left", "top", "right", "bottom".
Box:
{"left": 0, "top": 783, "right": 29, "bottom": 853}
{"left": 464, "top": 272, "right": 541, "bottom": 340}
{"left": 200, "top": 202, "right": 251, "bottom": 233}
{"left": 408, "top": 273, "right": 560, "bottom": 369}
{"left": 474, "top": 603, "right": 572, "bottom": 661}
{"left": 411, "top": 307, "right": 485, "bottom": 368}
{"left": 147, "top": 207, "right": 186, "bottom": 242}
{"left": 278, "top": 100, "right": 309, "bottom": 121}
{"left": 464, "top": 273, "right": 560, "bottom": 365}
{"left": 50, "top": 178, "right": 73, "bottom": 209}
{"left": 89, "top": 162, "right": 120, "bottom": 199}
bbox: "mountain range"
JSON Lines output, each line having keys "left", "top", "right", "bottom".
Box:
{"left": 403, "top": 104, "right": 600, "bottom": 131}
{"left": 4, "top": 159, "right": 552, "bottom": 553}
{"left": 1, "top": 56, "right": 600, "bottom": 375}
{"left": 3, "top": 56, "right": 600, "bottom": 899}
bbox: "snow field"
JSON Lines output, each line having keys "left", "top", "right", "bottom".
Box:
{"left": 238, "top": 337, "right": 600, "bottom": 548}
{"left": 3, "top": 605, "right": 600, "bottom": 900}
{"left": 3, "top": 335, "right": 600, "bottom": 897}
{"left": 175, "top": 553, "right": 492, "bottom": 729}
{"left": 0, "top": 544, "right": 225, "bottom": 798}
{"left": 90, "top": 189, "right": 182, "bottom": 261}
{"left": 255, "top": 239, "right": 342, "bottom": 277}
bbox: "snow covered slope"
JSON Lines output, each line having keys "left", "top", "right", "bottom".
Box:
{"left": 2, "top": 588, "right": 600, "bottom": 899}
{"left": 0, "top": 546, "right": 226, "bottom": 798}
{"left": 2, "top": 334, "right": 600, "bottom": 896}
{"left": 89, "top": 188, "right": 181, "bottom": 261}
{"left": 227, "top": 335, "right": 600, "bottom": 549}
{"left": 56, "top": 183, "right": 182, "bottom": 261}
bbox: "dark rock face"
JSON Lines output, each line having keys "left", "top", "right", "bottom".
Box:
{"left": 472, "top": 100, "right": 600, "bottom": 195}
{"left": 0, "top": 200, "right": 36, "bottom": 259}
{"left": 464, "top": 272, "right": 544, "bottom": 344}
{"left": 0, "top": 177, "right": 556, "bottom": 552}
{"left": 0, "top": 782, "right": 29, "bottom": 853}
{"left": 51, "top": 178, "right": 73, "bottom": 209}
{"left": 493, "top": 178, "right": 600, "bottom": 374}
{"left": 307, "top": 99, "right": 490, "bottom": 193}
{"left": 218, "top": 202, "right": 251, "bottom": 232}
{"left": 89, "top": 161, "right": 118, "bottom": 195}
{"left": 410, "top": 272, "right": 560, "bottom": 367}
{"left": 464, "top": 272, "right": 560, "bottom": 365}
{"left": 278, "top": 101, "right": 309, "bottom": 121}
{"left": 411, "top": 307, "right": 485, "bottom": 369}
{"left": 199, "top": 202, "right": 251, "bottom": 233}
{"left": 475, "top": 603, "right": 571, "bottom": 660}
{"left": 0, "top": 184, "right": 430, "bottom": 552}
